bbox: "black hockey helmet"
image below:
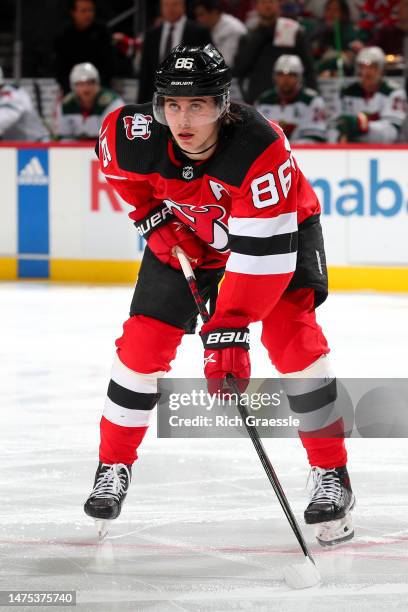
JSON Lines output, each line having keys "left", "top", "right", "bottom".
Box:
{"left": 153, "top": 44, "right": 231, "bottom": 125}
{"left": 155, "top": 44, "right": 231, "bottom": 96}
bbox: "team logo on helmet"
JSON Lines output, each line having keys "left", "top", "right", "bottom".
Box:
{"left": 182, "top": 166, "right": 194, "bottom": 180}
{"left": 123, "top": 113, "right": 152, "bottom": 140}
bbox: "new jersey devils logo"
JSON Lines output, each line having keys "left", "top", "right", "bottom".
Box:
{"left": 164, "top": 200, "right": 229, "bottom": 251}
{"left": 123, "top": 113, "right": 152, "bottom": 140}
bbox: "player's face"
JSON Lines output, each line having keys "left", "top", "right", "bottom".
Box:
{"left": 398, "top": 0, "right": 408, "bottom": 29}
{"left": 194, "top": 6, "right": 217, "bottom": 28}
{"left": 74, "top": 80, "right": 99, "bottom": 106}
{"left": 256, "top": 0, "right": 280, "bottom": 20}
{"left": 161, "top": 0, "right": 185, "bottom": 23}
{"left": 324, "top": 0, "right": 342, "bottom": 25}
{"left": 359, "top": 63, "right": 382, "bottom": 92}
{"left": 164, "top": 96, "right": 220, "bottom": 155}
{"left": 275, "top": 73, "right": 300, "bottom": 97}
{"left": 71, "top": 0, "right": 95, "bottom": 30}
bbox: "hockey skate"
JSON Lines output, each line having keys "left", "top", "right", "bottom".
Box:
{"left": 84, "top": 462, "right": 132, "bottom": 539}
{"left": 304, "top": 466, "right": 355, "bottom": 547}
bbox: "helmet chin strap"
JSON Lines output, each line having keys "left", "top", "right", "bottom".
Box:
{"left": 177, "top": 139, "right": 219, "bottom": 156}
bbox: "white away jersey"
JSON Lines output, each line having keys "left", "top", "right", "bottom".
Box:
{"left": 336, "top": 79, "right": 406, "bottom": 143}
{"left": 0, "top": 84, "right": 48, "bottom": 141}
{"left": 57, "top": 88, "right": 124, "bottom": 140}
{"left": 256, "top": 87, "right": 327, "bottom": 143}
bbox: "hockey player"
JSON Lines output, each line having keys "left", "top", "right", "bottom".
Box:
{"left": 57, "top": 63, "right": 124, "bottom": 140}
{"left": 334, "top": 46, "right": 406, "bottom": 143}
{"left": 0, "top": 67, "right": 48, "bottom": 141}
{"left": 256, "top": 55, "right": 327, "bottom": 143}
{"left": 84, "top": 44, "right": 355, "bottom": 546}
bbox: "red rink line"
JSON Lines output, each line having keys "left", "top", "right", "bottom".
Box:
{"left": 1, "top": 536, "right": 408, "bottom": 561}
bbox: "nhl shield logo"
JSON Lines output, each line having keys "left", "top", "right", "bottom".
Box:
{"left": 182, "top": 166, "right": 194, "bottom": 180}
{"left": 123, "top": 113, "right": 152, "bottom": 140}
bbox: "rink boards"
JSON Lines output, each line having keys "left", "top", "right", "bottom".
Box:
{"left": 0, "top": 142, "right": 407, "bottom": 291}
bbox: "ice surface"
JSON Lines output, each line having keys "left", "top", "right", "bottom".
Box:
{"left": 1, "top": 283, "right": 408, "bottom": 611}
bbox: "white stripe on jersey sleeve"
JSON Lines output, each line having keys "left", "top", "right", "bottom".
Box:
{"left": 103, "top": 396, "right": 154, "bottom": 427}
{"left": 228, "top": 212, "right": 297, "bottom": 238}
{"left": 226, "top": 251, "right": 297, "bottom": 275}
{"left": 104, "top": 173, "right": 128, "bottom": 180}
{"left": 111, "top": 354, "right": 164, "bottom": 394}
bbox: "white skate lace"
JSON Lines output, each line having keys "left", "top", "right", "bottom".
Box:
{"left": 91, "top": 464, "right": 130, "bottom": 502}
{"left": 307, "top": 467, "right": 342, "bottom": 505}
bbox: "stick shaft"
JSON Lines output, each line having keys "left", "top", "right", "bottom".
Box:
{"left": 227, "top": 375, "right": 314, "bottom": 561}
{"left": 174, "top": 247, "right": 210, "bottom": 323}
{"left": 175, "top": 247, "right": 315, "bottom": 563}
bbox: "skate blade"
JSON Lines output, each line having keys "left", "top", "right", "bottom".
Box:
{"left": 315, "top": 512, "right": 354, "bottom": 547}
{"left": 283, "top": 556, "right": 321, "bottom": 589}
{"left": 95, "top": 519, "right": 109, "bottom": 541}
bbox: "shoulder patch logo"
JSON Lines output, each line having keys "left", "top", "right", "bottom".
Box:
{"left": 99, "top": 92, "right": 113, "bottom": 106}
{"left": 123, "top": 113, "right": 152, "bottom": 140}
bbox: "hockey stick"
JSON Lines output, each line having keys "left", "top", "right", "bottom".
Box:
{"left": 33, "top": 80, "right": 58, "bottom": 141}
{"left": 174, "top": 246, "right": 321, "bottom": 589}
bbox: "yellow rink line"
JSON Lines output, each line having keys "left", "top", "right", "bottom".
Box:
{"left": 50, "top": 259, "right": 141, "bottom": 283}
{"left": 0, "top": 258, "right": 17, "bottom": 280}
{"left": 328, "top": 266, "right": 408, "bottom": 293}
{"left": 1, "top": 258, "right": 408, "bottom": 292}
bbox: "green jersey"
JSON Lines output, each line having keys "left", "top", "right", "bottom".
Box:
{"left": 58, "top": 88, "right": 124, "bottom": 139}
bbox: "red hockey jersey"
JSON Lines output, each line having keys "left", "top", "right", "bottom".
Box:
{"left": 97, "top": 102, "right": 321, "bottom": 329}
